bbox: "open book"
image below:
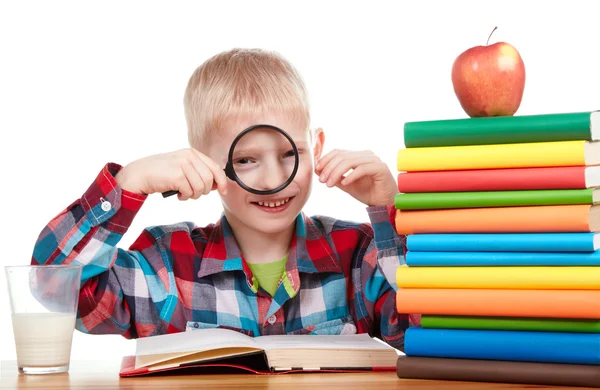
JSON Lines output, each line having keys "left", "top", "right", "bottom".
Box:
{"left": 119, "top": 328, "right": 399, "bottom": 377}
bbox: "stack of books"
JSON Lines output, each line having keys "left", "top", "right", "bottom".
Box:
{"left": 393, "top": 111, "right": 600, "bottom": 388}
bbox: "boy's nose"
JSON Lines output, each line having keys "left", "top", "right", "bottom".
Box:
{"left": 257, "top": 161, "right": 288, "bottom": 191}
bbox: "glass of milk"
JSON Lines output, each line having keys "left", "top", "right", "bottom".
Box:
{"left": 5, "top": 264, "right": 82, "bottom": 374}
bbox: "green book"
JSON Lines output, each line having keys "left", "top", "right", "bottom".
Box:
{"left": 421, "top": 315, "right": 600, "bottom": 333}
{"left": 394, "top": 189, "right": 600, "bottom": 210}
{"left": 404, "top": 111, "right": 599, "bottom": 148}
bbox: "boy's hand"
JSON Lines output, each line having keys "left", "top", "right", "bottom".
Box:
{"left": 115, "top": 148, "right": 228, "bottom": 200}
{"left": 315, "top": 149, "right": 396, "bottom": 207}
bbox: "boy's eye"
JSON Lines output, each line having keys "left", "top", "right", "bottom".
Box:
{"left": 283, "top": 150, "right": 295, "bottom": 158}
{"left": 235, "top": 158, "right": 252, "bottom": 165}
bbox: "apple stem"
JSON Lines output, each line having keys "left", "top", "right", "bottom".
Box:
{"left": 486, "top": 26, "right": 498, "bottom": 45}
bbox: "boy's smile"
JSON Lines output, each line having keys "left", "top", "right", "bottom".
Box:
{"left": 251, "top": 195, "right": 295, "bottom": 213}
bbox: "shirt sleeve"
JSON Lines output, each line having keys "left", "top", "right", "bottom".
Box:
{"left": 359, "top": 204, "right": 421, "bottom": 351}
{"left": 30, "top": 163, "right": 166, "bottom": 338}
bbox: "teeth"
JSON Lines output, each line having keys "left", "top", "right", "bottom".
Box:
{"left": 256, "top": 198, "right": 290, "bottom": 208}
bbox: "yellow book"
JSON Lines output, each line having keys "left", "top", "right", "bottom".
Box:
{"left": 397, "top": 140, "right": 600, "bottom": 172}
{"left": 395, "top": 265, "right": 600, "bottom": 289}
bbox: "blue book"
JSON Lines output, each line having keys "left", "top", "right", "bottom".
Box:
{"left": 406, "top": 250, "right": 600, "bottom": 266}
{"left": 406, "top": 233, "right": 599, "bottom": 252}
{"left": 405, "top": 328, "right": 600, "bottom": 365}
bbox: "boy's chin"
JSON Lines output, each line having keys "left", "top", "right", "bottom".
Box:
{"left": 254, "top": 222, "right": 296, "bottom": 235}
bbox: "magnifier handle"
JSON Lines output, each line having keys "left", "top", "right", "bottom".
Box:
{"left": 162, "top": 190, "right": 178, "bottom": 198}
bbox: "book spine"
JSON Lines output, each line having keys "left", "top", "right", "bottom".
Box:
{"left": 404, "top": 328, "right": 600, "bottom": 365}
{"left": 403, "top": 112, "right": 593, "bottom": 148}
{"left": 397, "top": 140, "right": 586, "bottom": 172}
{"left": 395, "top": 265, "right": 600, "bottom": 289}
{"left": 405, "top": 251, "right": 600, "bottom": 266}
{"left": 406, "top": 233, "right": 598, "bottom": 252}
{"left": 394, "top": 205, "right": 593, "bottom": 234}
{"left": 420, "top": 315, "right": 600, "bottom": 333}
{"left": 394, "top": 189, "right": 594, "bottom": 210}
{"left": 395, "top": 289, "right": 600, "bottom": 319}
{"left": 397, "top": 166, "right": 588, "bottom": 193}
{"left": 396, "top": 356, "right": 600, "bottom": 388}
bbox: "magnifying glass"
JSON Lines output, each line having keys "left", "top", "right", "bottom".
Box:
{"left": 162, "top": 124, "right": 300, "bottom": 197}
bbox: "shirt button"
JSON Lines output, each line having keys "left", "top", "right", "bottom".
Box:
{"left": 267, "top": 315, "right": 276, "bottom": 325}
{"left": 101, "top": 201, "right": 112, "bottom": 212}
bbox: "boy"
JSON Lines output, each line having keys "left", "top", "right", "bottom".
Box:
{"left": 31, "top": 48, "right": 420, "bottom": 350}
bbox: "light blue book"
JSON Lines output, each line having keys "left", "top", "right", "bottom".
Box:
{"left": 406, "top": 250, "right": 600, "bottom": 266}
{"left": 406, "top": 233, "right": 599, "bottom": 252}
{"left": 405, "top": 328, "right": 600, "bottom": 365}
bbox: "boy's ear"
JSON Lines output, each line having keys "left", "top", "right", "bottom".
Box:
{"left": 312, "top": 127, "right": 325, "bottom": 161}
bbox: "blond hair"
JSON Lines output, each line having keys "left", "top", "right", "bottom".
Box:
{"left": 184, "top": 48, "right": 310, "bottom": 148}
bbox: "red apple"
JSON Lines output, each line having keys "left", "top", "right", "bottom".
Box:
{"left": 451, "top": 27, "right": 526, "bottom": 117}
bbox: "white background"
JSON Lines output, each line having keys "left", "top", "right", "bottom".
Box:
{"left": 1, "top": 0, "right": 599, "bottom": 361}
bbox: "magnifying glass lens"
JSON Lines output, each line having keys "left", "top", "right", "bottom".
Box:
{"left": 230, "top": 126, "right": 297, "bottom": 193}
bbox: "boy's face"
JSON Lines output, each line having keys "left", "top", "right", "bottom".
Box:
{"left": 205, "top": 112, "right": 323, "bottom": 235}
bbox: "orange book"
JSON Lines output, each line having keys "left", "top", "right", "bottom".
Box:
{"left": 396, "top": 289, "right": 600, "bottom": 319}
{"left": 395, "top": 204, "right": 600, "bottom": 234}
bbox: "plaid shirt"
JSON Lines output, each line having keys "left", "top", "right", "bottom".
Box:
{"left": 31, "top": 163, "right": 420, "bottom": 350}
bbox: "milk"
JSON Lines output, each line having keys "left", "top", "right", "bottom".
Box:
{"left": 11, "top": 312, "right": 76, "bottom": 368}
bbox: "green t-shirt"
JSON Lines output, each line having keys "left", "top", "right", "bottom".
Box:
{"left": 246, "top": 254, "right": 288, "bottom": 296}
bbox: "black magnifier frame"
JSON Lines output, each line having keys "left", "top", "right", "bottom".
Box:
{"left": 162, "top": 124, "right": 299, "bottom": 197}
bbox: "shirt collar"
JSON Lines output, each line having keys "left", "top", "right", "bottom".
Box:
{"left": 198, "top": 213, "right": 342, "bottom": 285}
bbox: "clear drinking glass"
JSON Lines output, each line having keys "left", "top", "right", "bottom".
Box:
{"left": 5, "top": 265, "right": 82, "bottom": 374}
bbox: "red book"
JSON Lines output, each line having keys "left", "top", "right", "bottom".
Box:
{"left": 397, "top": 166, "right": 600, "bottom": 193}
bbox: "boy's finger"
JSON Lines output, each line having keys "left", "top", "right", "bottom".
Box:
{"left": 188, "top": 157, "right": 214, "bottom": 196}
{"left": 176, "top": 169, "right": 195, "bottom": 201}
{"left": 324, "top": 155, "right": 379, "bottom": 187}
{"left": 194, "top": 151, "right": 228, "bottom": 195}
{"left": 315, "top": 149, "right": 345, "bottom": 173}
{"left": 213, "top": 168, "right": 229, "bottom": 195}
{"left": 192, "top": 149, "right": 221, "bottom": 172}
{"left": 181, "top": 162, "right": 205, "bottom": 199}
{"left": 316, "top": 150, "right": 348, "bottom": 180}
{"left": 318, "top": 152, "right": 375, "bottom": 184}
{"left": 338, "top": 163, "right": 379, "bottom": 186}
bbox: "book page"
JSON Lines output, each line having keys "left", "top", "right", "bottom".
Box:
{"left": 255, "top": 333, "right": 393, "bottom": 351}
{"left": 135, "top": 328, "right": 258, "bottom": 357}
{"left": 145, "top": 348, "right": 264, "bottom": 371}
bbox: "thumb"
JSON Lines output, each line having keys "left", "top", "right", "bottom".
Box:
{"left": 211, "top": 178, "right": 228, "bottom": 196}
